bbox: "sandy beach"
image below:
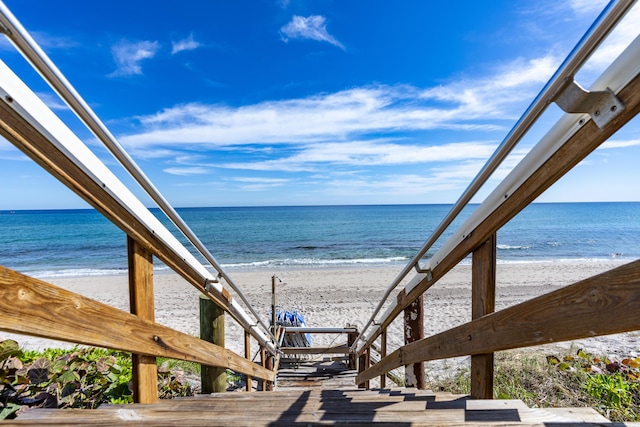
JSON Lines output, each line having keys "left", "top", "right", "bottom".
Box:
{"left": 4, "top": 260, "right": 639, "bottom": 376}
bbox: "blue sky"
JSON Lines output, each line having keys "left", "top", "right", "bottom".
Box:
{"left": 0, "top": 0, "right": 638, "bottom": 209}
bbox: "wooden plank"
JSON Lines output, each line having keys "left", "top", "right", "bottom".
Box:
{"left": 470, "top": 234, "right": 496, "bottom": 399}
{"left": 13, "top": 394, "right": 591, "bottom": 426}
{"left": 127, "top": 236, "right": 158, "bottom": 404}
{"left": 0, "top": 266, "right": 275, "bottom": 382}
{"left": 374, "top": 68, "right": 640, "bottom": 350}
{"left": 358, "top": 259, "right": 640, "bottom": 384}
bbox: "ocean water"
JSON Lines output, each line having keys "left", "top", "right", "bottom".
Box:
{"left": 0, "top": 202, "right": 638, "bottom": 278}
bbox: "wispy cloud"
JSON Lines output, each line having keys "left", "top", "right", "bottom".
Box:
{"left": 171, "top": 33, "right": 201, "bottom": 54}
{"left": 218, "top": 140, "right": 498, "bottom": 172}
{"left": 280, "top": 15, "right": 345, "bottom": 50}
{"left": 600, "top": 138, "right": 640, "bottom": 149}
{"left": 121, "top": 53, "right": 555, "bottom": 150}
{"left": 0, "top": 30, "right": 78, "bottom": 51}
{"left": 35, "top": 92, "right": 69, "bottom": 110}
{"left": 163, "top": 166, "right": 211, "bottom": 176}
{"left": 567, "top": 0, "right": 607, "bottom": 16}
{"left": 228, "top": 177, "right": 289, "bottom": 191}
{"left": 108, "top": 40, "right": 161, "bottom": 77}
{"left": 582, "top": 3, "right": 640, "bottom": 73}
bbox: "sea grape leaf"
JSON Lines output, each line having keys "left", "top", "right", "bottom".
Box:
{"left": 96, "top": 357, "right": 112, "bottom": 374}
{"left": 48, "top": 359, "right": 66, "bottom": 374}
{"left": 4, "top": 357, "right": 23, "bottom": 371}
{"left": 0, "top": 403, "right": 21, "bottom": 420}
{"left": 57, "top": 369, "right": 79, "bottom": 385}
{"left": 0, "top": 340, "right": 21, "bottom": 361}
{"left": 27, "top": 359, "right": 50, "bottom": 385}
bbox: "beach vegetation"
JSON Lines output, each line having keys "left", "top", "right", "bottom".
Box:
{"left": 0, "top": 340, "right": 197, "bottom": 419}
{"left": 427, "top": 349, "right": 639, "bottom": 422}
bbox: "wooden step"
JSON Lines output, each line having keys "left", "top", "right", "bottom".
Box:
{"left": 10, "top": 389, "right": 624, "bottom": 426}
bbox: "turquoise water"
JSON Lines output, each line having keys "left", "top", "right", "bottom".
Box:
{"left": 0, "top": 202, "right": 638, "bottom": 278}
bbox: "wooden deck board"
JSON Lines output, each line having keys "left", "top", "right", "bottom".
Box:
{"left": 9, "top": 360, "right": 629, "bottom": 426}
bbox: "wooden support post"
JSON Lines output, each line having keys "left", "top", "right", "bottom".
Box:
{"left": 403, "top": 294, "right": 425, "bottom": 389}
{"left": 272, "top": 275, "right": 277, "bottom": 335}
{"left": 347, "top": 324, "right": 357, "bottom": 370}
{"left": 260, "top": 346, "right": 267, "bottom": 391}
{"left": 244, "top": 331, "right": 252, "bottom": 392}
{"left": 380, "top": 328, "right": 387, "bottom": 389}
{"left": 127, "top": 236, "right": 158, "bottom": 404}
{"left": 471, "top": 233, "right": 496, "bottom": 399}
{"left": 200, "top": 295, "right": 226, "bottom": 393}
{"left": 358, "top": 350, "right": 370, "bottom": 389}
{"left": 265, "top": 353, "right": 274, "bottom": 391}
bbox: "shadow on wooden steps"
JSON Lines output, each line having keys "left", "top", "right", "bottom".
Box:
{"left": 8, "top": 388, "right": 623, "bottom": 426}
{"left": 5, "top": 359, "right": 629, "bottom": 426}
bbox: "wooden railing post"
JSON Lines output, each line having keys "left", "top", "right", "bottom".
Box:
{"left": 358, "top": 350, "right": 370, "bottom": 389}
{"left": 245, "top": 331, "right": 252, "bottom": 392}
{"left": 127, "top": 236, "right": 158, "bottom": 404}
{"left": 471, "top": 233, "right": 496, "bottom": 399}
{"left": 265, "top": 353, "right": 274, "bottom": 391}
{"left": 404, "top": 294, "right": 425, "bottom": 389}
{"left": 346, "top": 324, "right": 357, "bottom": 370}
{"left": 200, "top": 295, "right": 226, "bottom": 393}
{"left": 259, "top": 346, "right": 267, "bottom": 391}
{"left": 380, "top": 328, "right": 387, "bottom": 389}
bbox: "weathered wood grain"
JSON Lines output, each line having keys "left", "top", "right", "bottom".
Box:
{"left": 12, "top": 390, "right": 606, "bottom": 425}
{"left": 0, "top": 266, "right": 275, "bottom": 382}
{"left": 199, "top": 295, "right": 227, "bottom": 393}
{"left": 358, "top": 259, "right": 640, "bottom": 384}
{"left": 127, "top": 237, "right": 158, "bottom": 403}
{"left": 470, "top": 234, "right": 496, "bottom": 399}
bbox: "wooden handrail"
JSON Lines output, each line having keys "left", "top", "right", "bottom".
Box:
{"left": 357, "top": 35, "right": 640, "bottom": 387}
{"left": 0, "top": 266, "right": 275, "bottom": 382}
{"left": 357, "top": 260, "right": 640, "bottom": 384}
{"left": 356, "top": 44, "right": 640, "bottom": 356}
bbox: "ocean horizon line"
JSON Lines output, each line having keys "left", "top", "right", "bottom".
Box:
{"left": 1, "top": 200, "right": 639, "bottom": 214}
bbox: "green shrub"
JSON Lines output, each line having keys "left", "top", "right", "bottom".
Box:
{"left": 426, "top": 349, "right": 640, "bottom": 422}
{"left": 0, "top": 340, "right": 196, "bottom": 419}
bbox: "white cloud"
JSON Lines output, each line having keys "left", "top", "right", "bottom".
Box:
{"left": 229, "top": 177, "right": 289, "bottom": 191}
{"left": 567, "top": 0, "right": 607, "bottom": 16}
{"left": 163, "top": 166, "right": 210, "bottom": 175}
{"left": 171, "top": 34, "right": 201, "bottom": 54}
{"left": 121, "top": 53, "right": 555, "bottom": 151}
{"left": 218, "top": 140, "right": 498, "bottom": 172}
{"left": 36, "top": 92, "right": 69, "bottom": 110}
{"left": 108, "top": 40, "right": 161, "bottom": 77}
{"left": 580, "top": 3, "right": 640, "bottom": 73}
{"left": 599, "top": 138, "right": 640, "bottom": 149}
{"left": 280, "top": 15, "right": 345, "bottom": 50}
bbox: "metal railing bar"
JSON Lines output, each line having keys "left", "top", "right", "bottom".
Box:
{"left": 354, "top": 0, "right": 637, "bottom": 352}
{"left": 0, "top": 2, "right": 275, "bottom": 344}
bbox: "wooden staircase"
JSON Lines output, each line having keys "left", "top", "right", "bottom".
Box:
{"left": 5, "top": 359, "right": 632, "bottom": 426}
